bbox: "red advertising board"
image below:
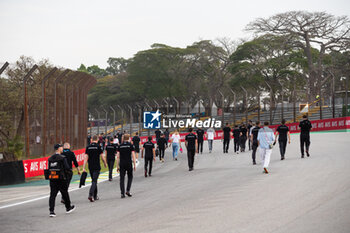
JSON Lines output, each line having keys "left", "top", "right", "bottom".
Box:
{"left": 23, "top": 148, "right": 87, "bottom": 178}
{"left": 22, "top": 117, "right": 349, "bottom": 178}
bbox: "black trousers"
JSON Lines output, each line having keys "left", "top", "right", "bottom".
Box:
{"left": 89, "top": 170, "right": 100, "bottom": 198}
{"left": 49, "top": 180, "right": 71, "bottom": 212}
{"left": 158, "top": 148, "right": 165, "bottom": 160}
{"left": 61, "top": 172, "right": 73, "bottom": 201}
{"left": 223, "top": 139, "right": 230, "bottom": 152}
{"left": 240, "top": 136, "right": 247, "bottom": 151}
{"left": 234, "top": 139, "right": 240, "bottom": 152}
{"left": 120, "top": 164, "right": 133, "bottom": 195}
{"left": 252, "top": 143, "right": 258, "bottom": 163}
{"left": 198, "top": 140, "right": 203, "bottom": 153}
{"left": 279, "top": 139, "right": 288, "bottom": 158}
{"left": 187, "top": 149, "right": 195, "bottom": 169}
{"left": 144, "top": 157, "right": 153, "bottom": 175}
{"left": 300, "top": 133, "right": 310, "bottom": 155}
{"left": 107, "top": 159, "right": 115, "bottom": 179}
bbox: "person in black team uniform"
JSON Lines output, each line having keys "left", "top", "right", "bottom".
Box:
{"left": 240, "top": 124, "right": 248, "bottom": 152}
{"left": 157, "top": 134, "right": 167, "bottom": 162}
{"left": 299, "top": 115, "right": 312, "bottom": 158}
{"left": 87, "top": 133, "right": 91, "bottom": 146}
{"left": 83, "top": 135, "right": 107, "bottom": 202}
{"left": 48, "top": 144, "right": 75, "bottom": 217}
{"left": 142, "top": 136, "right": 156, "bottom": 177}
{"left": 61, "top": 142, "right": 80, "bottom": 204}
{"left": 132, "top": 132, "right": 141, "bottom": 162}
{"left": 105, "top": 137, "right": 117, "bottom": 181}
{"left": 247, "top": 120, "right": 253, "bottom": 151}
{"left": 275, "top": 119, "right": 291, "bottom": 160}
{"left": 250, "top": 121, "right": 261, "bottom": 165}
{"left": 232, "top": 125, "right": 241, "bottom": 154}
{"left": 116, "top": 130, "right": 123, "bottom": 144}
{"left": 185, "top": 128, "right": 197, "bottom": 171}
{"left": 164, "top": 128, "right": 170, "bottom": 147}
{"left": 222, "top": 123, "right": 231, "bottom": 153}
{"left": 196, "top": 127, "right": 205, "bottom": 154}
{"left": 117, "top": 134, "right": 136, "bottom": 198}
{"left": 155, "top": 128, "right": 162, "bottom": 143}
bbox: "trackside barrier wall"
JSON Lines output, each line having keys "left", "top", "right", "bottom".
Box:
{"left": 9, "top": 117, "right": 350, "bottom": 179}
{"left": 0, "top": 161, "right": 25, "bottom": 185}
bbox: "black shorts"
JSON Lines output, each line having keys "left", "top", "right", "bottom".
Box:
{"left": 134, "top": 147, "right": 140, "bottom": 153}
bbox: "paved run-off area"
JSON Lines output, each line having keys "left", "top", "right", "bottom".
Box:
{"left": 0, "top": 132, "right": 349, "bottom": 233}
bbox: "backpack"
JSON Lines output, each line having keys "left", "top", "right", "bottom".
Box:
{"left": 44, "top": 155, "right": 67, "bottom": 180}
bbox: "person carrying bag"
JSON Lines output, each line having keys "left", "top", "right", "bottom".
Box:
{"left": 45, "top": 144, "right": 76, "bottom": 217}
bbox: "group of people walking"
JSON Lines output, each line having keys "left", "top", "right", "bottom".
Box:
{"left": 222, "top": 115, "right": 312, "bottom": 174}
{"left": 47, "top": 115, "right": 312, "bottom": 217}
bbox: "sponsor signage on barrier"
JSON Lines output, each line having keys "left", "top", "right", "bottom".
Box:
{"left": 23, "top": 148, "right": 87, "bottom": 178}
{"left": 268, "top": 117, "right": 350, "bottom": 134}
{"left": 22, "top": 117, "right": 349, "bottom": 178}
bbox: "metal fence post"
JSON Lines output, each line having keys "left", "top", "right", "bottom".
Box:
{"left": 265, "top": 82, "right": 273, "bottom": 124}
{"left": 54, "top": 69, "right": 70, "bottom": 143}
{"left": 95, "top": 109, "right": 100, "bottom": 135}
{"left": 0, "top": 62, "right": 9, "bottom": 75}
{"left": 41, "top": 68, "right": 57, "bottom": 157}
{"left": 241, "top": 86, "right": 248, "bottom": 125}
{"left": 173, "top": 97, "right": 179, "bottom": 115}
{"left": 117, "top": 105, "right": 124, "bottom": 133}
{"left": 110, "top": 106, "right": 116, "bottom": 136}
{"left": 219, "top": 90, "right": 225, "bottom": 125}
{"left": 127, "top": 104, "right": 133, "bottom": 135}
{"left": 23, "top": 65, "right": 38, "bottom": 158}
{"left": 102, "top": 107, "right": 108, "bottom": 135}
{"left": 230, "top": 89, "right": 236, "bottom": 125}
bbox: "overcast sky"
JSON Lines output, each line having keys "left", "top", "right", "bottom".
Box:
{"left": 0, "top": 0, "right": 349, "bottom": 69}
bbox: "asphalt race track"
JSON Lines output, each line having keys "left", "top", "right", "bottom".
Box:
{"left": 1, "top": 132, "right": 350, "bottom": 233}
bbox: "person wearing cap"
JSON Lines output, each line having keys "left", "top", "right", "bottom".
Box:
{"left": 48, "top": 144, "right": 75, "bottom": 217}
{"left": 83, "top": 135, "right": 107, "bottom": 202}
{"left": 61, "top": 142, "right": 80, "bottom": 204}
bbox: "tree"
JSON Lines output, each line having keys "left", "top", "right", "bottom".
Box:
{"left": 246, "top": 11, "right": 350, "bottom": 102}
{"left": 187, "top": 39, "right": 236, "bottom": 113}
{"left": 230, "top": 35, "right": 306, "bottom": 108}
{"left": 78, "top": 64, "right": 108, "bottom": 78}
{"left": 0, "top": 56, "right": 53, "bottom": 161}
{"left": 106, "top": 57, "right": 130, "bottom": 75}
{"left": 125, "top": 43, "right": 192, "bottom": 101}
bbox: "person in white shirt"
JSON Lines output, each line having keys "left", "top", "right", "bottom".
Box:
{"left": 36, "top": 135, "right": 41, "bottom": 144}
{"left": 169, "top": 130, "right": 181, "bottom": 161}
{"left": 206, "top": 127, "right": 215, "bottom": 153}
{"left": 113, "top": 136, "right": 119, "bottom": 145}
{"left": 257, "top": 121, "right": 275, "bottom": 174}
